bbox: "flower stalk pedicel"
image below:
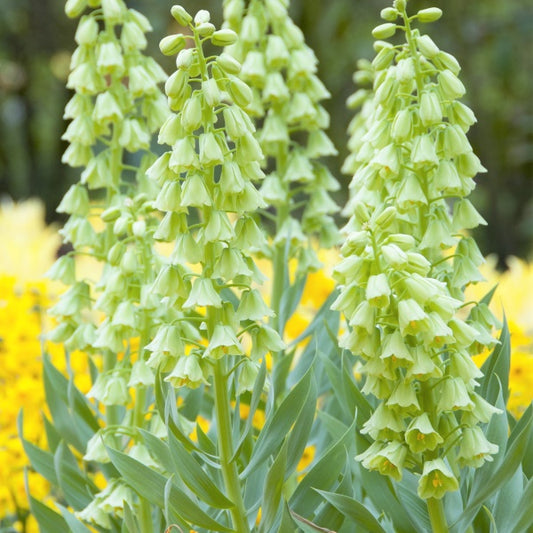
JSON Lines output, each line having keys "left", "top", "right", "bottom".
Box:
{"left": 334, "top": 0, "right": 501, "bottom": 527}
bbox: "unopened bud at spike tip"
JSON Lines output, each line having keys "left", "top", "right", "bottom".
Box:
{"left": 171, "top": 5, "right": 192, "bottom": 26}
{"left": 417, "top": 7, "right": 443, "bottom": 23}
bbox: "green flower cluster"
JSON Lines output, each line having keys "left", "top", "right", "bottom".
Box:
{"left": 223, "top": 0, "right": 340, "bottom": 275}
{"left": 334, "top": 0, "right": 501, "bottom": 499}
{"left": 50, "top": 0, "right": 168, "bottom": 370}
{"left": 146, "top": 6, "right": 284, "bottom": 393}
{"left": 48, "top": 0, "right": 169, "bottom": 525}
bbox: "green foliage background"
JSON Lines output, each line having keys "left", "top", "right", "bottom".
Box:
{"left": 0, "top": 0, "right": 531, "bottom": 262}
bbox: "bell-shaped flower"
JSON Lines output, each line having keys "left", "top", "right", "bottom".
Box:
{"left": 380, "top": 330, "right": 414, "bottom": 365}
{"left": 213, "top": 247, "right": 252, "bottom": 281}
{"left": 250, "top": 325, "right": 286, "bottom": 360}
{"left": 405, "top": 413, "right": 444, "bottom": 453}
{"left": 100, "top": 481, "right": 133, "bottom": 515}
{"left": 237, "top": 359, "right": 260, "bottom": 395}
{"left": 111, "top": 300, "right": 137, "bottom": 329}
{"left": 457, "top": 426, "right": 499, "bottom": 468}
{"left": 202, "top": 210, "right": 235, "bottom": 242}
{"left": 206, "top": 324, "right": 244, "bottom": 359}
{"left": 96, "top": 41, "right": 124, "bottom": 74}
{"left": 358, "top": 441, "right": 407, "bottom": 482}
{"left": 84, "top": 430, "right": 112, "bottom": 463}
{"left": 398, "top": 298, "right": 429, "bottom": 336}
{"left": 437, "top": 377, "right": 474, "bottom": 413}
{"left": 181, "top": 174, "right": 212, "bottom": 208}
{"left": 128, "top": 359, "right": 155, "bottom": 387}
{"left": 406, "top": 346, "right": 443, "bottom": 381}
{"left": 165, "top": 354, "right": 207, "bottom": 388}
{"left": 263, "top": 72, "right": 290, "bottom": 103}
{"left": 387, "top": 380, "right": 421, "bottom": 413}
{"left": 419, "top": 91, "right": 442, "bottom": 127}
{"left": 220, "top": 161, "right": 245, "bottom": 193}
{"left": 77, "top": 498, "right": 112, "bottom": 529}
{"left": 418, "top": 459, "right": 459, "bottom": 499}
{"left": 171, "top": 233, "right": 203, "bottom": 264}
{"left": 183, "top": 278, "right": 222, "bottom": 309}
{"left": 365, "top": 273, "right": 391, "bottom": 308}
{"left": 199, "top": 132, "right": 225, "bottom": 167}
{"left": 360, "top": 403, "right": 405, "bottom": 440}
{"left": 145, "top": 324, "right": 185, "bottom": 356}
{"left": 169, "top": 137, "right": 199, "bottom": 172}
{"left": 236, "top": 289, "right": 274, "bottom": 322}
{"left": 452, "top": 199, "right": 487, "bottom": 230}
{"left": 411, "top": 135, "right": 439, "bottom": 168}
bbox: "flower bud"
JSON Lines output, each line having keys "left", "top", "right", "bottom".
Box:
{"left": 202, "top": 78, "right": 221, "bottom": 107}
{"left": 194, "top": 9, "right": 210, "bottom": 25}
{"left": 101, "top": 0, "right": 123, "bottom": 22}
{"left": 435, "top": 51, "right": 461, "bottom": 75}
{"left": 165, "top": 69, "right": 189, "bottom": 98}
{"left": 417, "top": 34, "right": 440, "bottom": 59}
{"left": 171, "top": 5, "right": 192, "bottom": 26}
{"left": 374, "top": 206, "right": 397, "bottom": 229}
{"left": 65, "top": 0, "right": 87, "bottom": 18}
{"left": 120, "top": 248, "right": 138, "bottom": 275}
{"left": 391, "top": 108, "right": 412, "bottom": 141}
{"left": 438, "top": 69, "right": 466, "bottom": 100}
{"left": 380, "top": 7, "right": 398, "bottom": 21}
{"left": 211, "top": 29, "right": 238, "bottom": 47}
{"left": 217, "top": 53, "right": 241, "bottom": 75}
{"left": 159, "top": 34, "right": 186, "bottom": 56}
{"left": 176, "top": 48, "right": 194, "bottom": 70}
{"left": 75, "top": 16, "right": 98, "bottom": 45}
{"left": 196, "top": 22, "right": 215, "bottom": 37}
{"left": 372, "top": 23, "right": 397, "bottom": 40}
{"left": 181, "top": 93, "right": 203, "bottom": 132}
{"left": 228, "top": 77, "right": 253, "bottom": 108}
{"left": 417, "top": 7, "right": 443, "bottom": 23}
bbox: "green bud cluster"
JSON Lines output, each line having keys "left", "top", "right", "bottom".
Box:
{"left": 335, "top": 1, "right": 501, "bottom": 499}
{"left": 146, "top": 6, "right": 285, "bottom": 393}
{"left": 223, "top": 0, "right": 340, "bottom": 272}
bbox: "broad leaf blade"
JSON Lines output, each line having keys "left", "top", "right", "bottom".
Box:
{"left": 315, "top": 490, "right": 386, "bottom": 533}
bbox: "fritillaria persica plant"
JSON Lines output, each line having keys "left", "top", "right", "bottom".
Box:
{"left": 21, "top": 1, "right": 533, "bottom": 532}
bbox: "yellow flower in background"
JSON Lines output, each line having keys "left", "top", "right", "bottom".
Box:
{"left": 0, "top": 201, "right": 91, "bottom": 529}
{"left": 0, "top": 199, "right": 61, "bottom": 283}
{"left": 467, "top": 255, "right": 533, "bottom": 416}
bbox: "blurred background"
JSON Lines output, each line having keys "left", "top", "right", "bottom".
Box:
{"left": 0, "top": 0, "right": 532, "bottom": 265}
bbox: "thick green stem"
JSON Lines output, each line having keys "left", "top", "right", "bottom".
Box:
{"left": 213, "top": 358, "right": 250, "bottom": 533}
{"left": 427, "top": 497, "right": 449, "bottom": 533}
